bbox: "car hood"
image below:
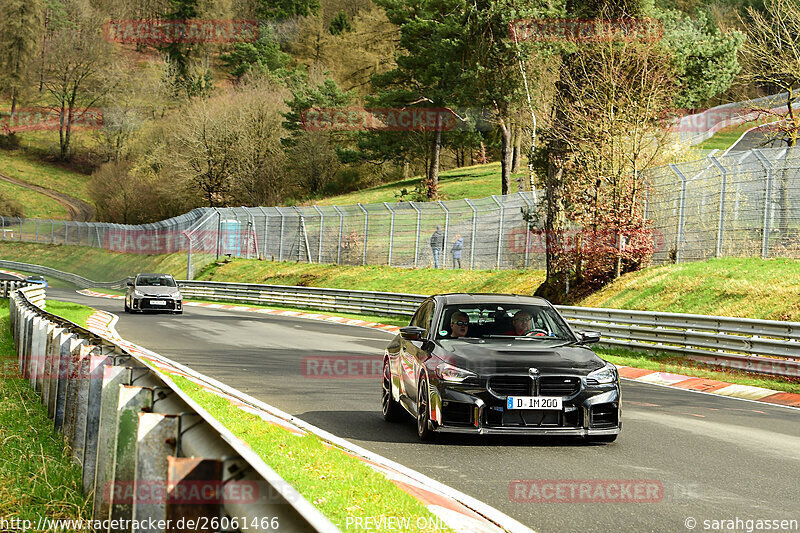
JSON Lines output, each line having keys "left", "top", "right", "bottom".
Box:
{"left": 434, "top": 339, "right": 605, "bottom": 375}
{"left": 135, "top": 285, "right": 180, "bottom": 297}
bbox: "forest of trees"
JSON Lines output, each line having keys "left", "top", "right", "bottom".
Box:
{"left": 1, "top": 0, "right": 798, "bottom": 291}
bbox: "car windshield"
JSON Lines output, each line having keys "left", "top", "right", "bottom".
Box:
{"left": 436, "top": 304, "right": 575, "bottom": 342}
{"left": 136, "top": 275, "right": 176, "bottom": 287}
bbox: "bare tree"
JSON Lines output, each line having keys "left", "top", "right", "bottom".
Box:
{"left": 42, "top": 1, "right": 113, "bottom": 160}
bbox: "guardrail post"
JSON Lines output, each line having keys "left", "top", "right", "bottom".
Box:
{"left": 384, "top": 202, "right": 395, "bottom": 266}
{"left": 333, "top": 206, "right": 344, "bottom": 265}
{"left": 64, "top": 342, "right": 91, "bottom": 454}
{"left": 669, "top": 164, "right": 688, "bottom": 263}
{"left": 72, "top": 344, "right": 95, "bottom": 466}
{"left": 491, "top": 195, "right": 504, "bottom": 269}
{"left": 54, "top": 335, "right": 83, "bottom": 431}
{"left": 439, "top": 201, "right": 450, "bottom": 269}
{"left": 465, "top": 199, "right": 477, "bottom": 269}
{"left": 81, "top": 349, "right": 113, "bottom": 494}
{"left": 42, "top": 326, "right": 64, "bottom": 415}
{"left": 410, "top": 202, "right": 421, "bottom": 268}
{"left": 109, "top": 385, "right": 154, "bottom": 525}
{"left": 278, "top": 208, "right": 286, "bottom": 262}
{"left": 358, "top": 203, "right": 368, "bottom": 266}
{"left": 133, "top": 412, "right": 179, "bottom": 529}
{"left": 165, "top": 458, "right": 224, "bottom": 529}
{"left": 313, "top": 205, "right": 325, "bottom": 263}
{"left": 754, "top": 150, "right": 774, "bottom": 259}
{"left": 710, "top": 156, "right": 727, "bottom": 257}
{"left": 92, "top": 365, "right": 129, "bottom": 522}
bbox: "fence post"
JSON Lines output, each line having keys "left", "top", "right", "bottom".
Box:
{"left": 410, "top": 202, "right": 421, "bottom": 268}
{"left": 491, "top": 195, "right": 504, "bottom": 269}
{"left": 35, "top": 219, "right": 39, "bottom": 242}
{"left": 313, "top": 205, "right": 324, "bottom": 263}
{"left": 383, "top": 202, "right": 395, "bottom": 266}
{"left": 18, "top": 217, "right": 22, "bottom": 241}
{"left": 465, "top": 199, "right": 477, "bottom": 270}
{"left": 358, "top": 203, "right": 368, "bottom": 266}
{"left": 518, "top": 192, "right": 533, "bottom": 268}
{"left": 754, "top": 150, "right": 774, "bottom": 259}
{"left": 278, "top": 208, "right": 286, "bottom": 262}
{"left": 333, "top": 205, "right": 344, "bottom": 265}
{"left": 669, "top": 164, "right": 688, "bottom": 263}
{"left": 51, "top": 220, "right": 54, "bottom": 243}
{"left": 439, "top": 201, "right": 450, "bottom": 269}
{"left": 1, "top": 216, "right": 4, "bottom": 240}
{"left": 710, "top": 156, "right": 727, "bottom": 258}
{"left": 186, "top": 237, "right": 193, "bottom": 279}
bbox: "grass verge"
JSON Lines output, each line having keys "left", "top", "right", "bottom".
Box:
{"left": 0, "top": 241, "right": 188, "bottom": 282}
{"left": 165, "top": 373, "right": 452, "bottom": 532}
{"left": 0, "top": 301, "right": 92, "bottom": 522}
{"left": 198, "top": 259, "right": 545, "bottom": 296}
{"left": 45, "top": 300, "right": 94, "bottom": 328}
{"left": 0, "top": 177, "right": 68, "bottom": 219}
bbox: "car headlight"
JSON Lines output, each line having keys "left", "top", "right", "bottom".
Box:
{"left": 587, "top": 362, "right": 618, "bottom": 384}
{"left": 435, "top": 362, "right": 476, "bottom": 383}
{"left": 133, "top": 290, "right": 144, "bottom": 297}
{"left": 174, "top": 292, "right": 182, "bottom": 299}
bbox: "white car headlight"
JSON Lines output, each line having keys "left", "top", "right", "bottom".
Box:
{"left": 174, "top": 292, "right": 182, "bottom": 299}
{"left": 587, "top": 362, "right": 618, "bottom": 384}
{"left": 435, "top": 362, "right": 476, "bottom": 383}
{"left": 133, "top": 290, "right": 144, "bottom": 297}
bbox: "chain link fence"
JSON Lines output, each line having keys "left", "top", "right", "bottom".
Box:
{"left": 2, "top": 146, "right": 798, "bottom": 276}
{"left": 0, "top": 193, "right": 543, "bottom": 278}
{"left": 647, "top": 147, "right": 800, "bottom": 263}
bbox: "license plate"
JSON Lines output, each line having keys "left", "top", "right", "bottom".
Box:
{"left": 150, "top": 300, "right": 167, "bottom": 306}
{"left": 506, "top": 396, "right": 563, "bottom": 410}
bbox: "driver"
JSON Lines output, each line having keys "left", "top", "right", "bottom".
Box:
{"left": 449, "top": 312, "right": 470, "bottom": 338}
{"left": 503, "top": 310, "right": 537, "bottom": 336}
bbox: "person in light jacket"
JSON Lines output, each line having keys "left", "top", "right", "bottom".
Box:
{"left": 451, "top": 234, "right": 463, "bottom": 269}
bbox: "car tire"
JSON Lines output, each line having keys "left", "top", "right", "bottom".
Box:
{"left": 416, "top": 377, "right": 434, "bottom": 441}
{"left": 382, "top": 359, "right": 404, "bottom": 422}
{"left": 124, "top": 300, "right": 130, "bottom": 313}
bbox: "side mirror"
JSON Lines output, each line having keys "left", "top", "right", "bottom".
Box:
{"left": 579, "top": 331, "right": 601, "bottom": 344}
{"left": 400, "top": 326, "right": 427, "bottom": 341}
{"left": 126, "top": 281, "right": 133, "bottom": 287}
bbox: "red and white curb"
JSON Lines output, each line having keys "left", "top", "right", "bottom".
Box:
{"left": 0, "top": 268, "right": 26, "bottom": 279}
{"left": 79, "top": 289, "right": 800, "bottom": 410}
{"left": 84, "top": 307, "right": 532, "bottom": 533}
{"left": 616, "top": 366, "right": 800, "bottom": 409}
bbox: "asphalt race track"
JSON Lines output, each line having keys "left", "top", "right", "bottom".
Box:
{"left": 52, "top": 289, "right": 800, "bottom": 532}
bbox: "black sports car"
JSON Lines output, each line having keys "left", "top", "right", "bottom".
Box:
{"left": 382, "top": 294, "right": 621, "bottom": 442}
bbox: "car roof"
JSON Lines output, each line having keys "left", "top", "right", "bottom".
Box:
{"left": 433, "top": 293, "right": 552, "bottom": 306}
{"left": 136, "top": 273, "right": 174, "bottom": 277}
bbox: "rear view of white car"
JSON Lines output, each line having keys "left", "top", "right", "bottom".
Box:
{"left": 125, "top": 273, "right": 183, "bottom": 314}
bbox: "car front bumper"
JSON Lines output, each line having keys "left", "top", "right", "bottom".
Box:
{"left": 131, "top": 298, "right": 182, "bottom": 311}
{"left": 426, "top": 378, "right": 621, "bottom": 436}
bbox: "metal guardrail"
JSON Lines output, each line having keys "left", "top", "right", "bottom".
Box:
{"left": 0, "top": 260, "right": 128, "bottom": 289}
{"left": 178, "top": 281, "right": 800, "bottom": 378}
{"left": 6, "top": 284, "right": 339, "bottom": 532}
{"left": 2, "top": 259, "right": 797, "bottom": 378}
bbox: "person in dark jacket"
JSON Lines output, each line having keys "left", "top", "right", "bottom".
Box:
{"left": 430, "top": 226, "right": 444, "bottom": 268}
{"left": 451, "top": 234, "right": 463, "bottom": 269}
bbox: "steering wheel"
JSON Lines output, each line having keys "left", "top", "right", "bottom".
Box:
{"left": 524, "top": 328, "right": 549, "bottom": 337}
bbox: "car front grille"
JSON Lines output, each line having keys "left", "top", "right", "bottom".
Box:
{"left": 538, "top": 376, "right": 581, "bottom": 397}
{"left": 141, "top": 298, "right": 176, "bottom": 310}
{"left": 488, "top": 376, "right": 532, "bottom": 396}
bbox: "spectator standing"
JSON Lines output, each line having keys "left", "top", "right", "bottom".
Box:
{"left": 451, "top": 234, "right": 463, "bottom": 269}
{"left": 430, "top": 226, "right": 444, "bottom": 268}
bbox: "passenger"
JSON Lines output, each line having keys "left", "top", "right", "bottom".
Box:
{"left": 449, "top": 311, "right": 470, "bottom": 338}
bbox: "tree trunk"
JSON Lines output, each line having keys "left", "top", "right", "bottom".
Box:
{"left": 781, "top": 90, "right": 797, "bottom": 240}
{"left": 499, "top": 118, "right": 512, "bottom": 195}
{"left": 512, "top": 125, "right": 522, "bottom": 174}
{"left": 427, "top": 127, "right": 442, "bottom": 199}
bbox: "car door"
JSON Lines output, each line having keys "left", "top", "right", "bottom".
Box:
{"left": 401, "top": 300, "right": 434, "bottom": 409}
